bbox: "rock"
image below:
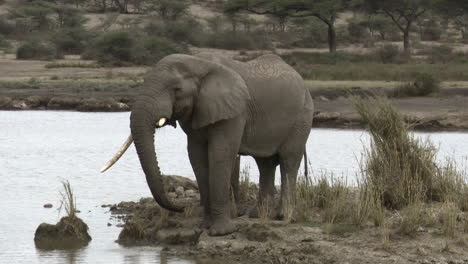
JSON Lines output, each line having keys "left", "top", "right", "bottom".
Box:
{"left": 168, "top": 192, "right": 177, "bottom": 199}
{"left": 155, "top": 228, "right": 202, "bottom": 245}
{"left": 163, "top": 175, "right": 198, "bottom": 192}
{"left": 175, "top": 186, "right": 185, "bottom": 197}
{"left": 43, "top": 203, "right": 53, "bottom": 208}
{"left": 116, "top": 102, "right": 130, "bottom": 111}
{"left": 107, "top": 223, "right": 112, "bottom": 227}
{"left": 77, "top": 98, "right": 129, "bottom": 112}
{"left": 0, "top": 96, "right": 12, "bottom": 109}
{"left": 242, "top": 224, "right": 280, "bottom": 242}
{"left": 11, "top": 100, "right": 27, "bottom": 110}
{"left": 34, "top": 216, "right": 92, "bottom": 250}
{"left": 185, "top": 189, "right": 196, "bottom": 198}
{"left": 25, "top": 96, "right": 43, "bottom": 108}
{"left": 314, "top": 112, "right": 341, "bottom": 120}
{"left": 47, "top": 97, "right": 80, "bottom": 110}
{"left": 318, "top": 96, "right": 329, "bottom": 101}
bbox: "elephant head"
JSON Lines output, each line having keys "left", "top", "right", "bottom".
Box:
{"left": 101, "top": 54, "right": 250, "bottom": 212}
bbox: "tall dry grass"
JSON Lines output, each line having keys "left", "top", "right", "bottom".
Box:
{"left": 59, "top": 180, "right": 77, "bottom": 219}
{"left": 354, "top": 96, "right": 439, "bottom": 209}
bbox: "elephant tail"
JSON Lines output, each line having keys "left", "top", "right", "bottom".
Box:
{"left": 303, "top": 150, "right": 310, "bottom": 183}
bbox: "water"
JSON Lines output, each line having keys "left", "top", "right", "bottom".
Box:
{"left": 1, "top": 111, "right": 467, "bottom": 264}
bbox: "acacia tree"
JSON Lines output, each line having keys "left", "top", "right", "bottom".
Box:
{"left": 145, "top": 0, "right": 189, "bottom": 21}
{"left": 435, "top": 0, "right": 468, "bottom": 40}
{"left": 225, "top": 0, "right": 347, "bottom": 53}
{"left": 360, "top": 0, "right": 435, "bottom": 52}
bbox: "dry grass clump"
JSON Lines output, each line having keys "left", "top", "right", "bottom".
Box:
{"left": 354, "top": 97, "right": 439, "bottom": 209}
{"left": 353, "top": 96, "right": 468, "bottom": 238}
{"left": 440, "top": 202, "right": 458, "bottom": 237}
{"left": 295, "top": 173, "right": 352, "bottom": 225}
{"left": 59, "top": 180, "right": 77, "bottom": 219}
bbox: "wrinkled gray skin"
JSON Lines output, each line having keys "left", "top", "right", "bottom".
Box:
{"left": 130, "top": 53, "right": 314, "bottom": 236}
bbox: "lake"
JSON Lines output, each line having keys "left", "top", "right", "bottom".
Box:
{"left": 1, "top": 111, "right": 467, "bottom": 264}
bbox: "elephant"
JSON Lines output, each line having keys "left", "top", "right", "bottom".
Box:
{"left": 101, "top": 53, "right": 314, "bottom": 236}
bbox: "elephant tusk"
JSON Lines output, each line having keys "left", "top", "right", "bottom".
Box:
{"left": 100, "top": 134, "right": 133, "bottom": 173}
{"left": 157, "top": 117, "right": 167, "bottom": 127}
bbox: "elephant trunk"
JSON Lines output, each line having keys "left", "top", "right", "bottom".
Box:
{"left": 130, "top": 110, "right": 183, "bottom": 212}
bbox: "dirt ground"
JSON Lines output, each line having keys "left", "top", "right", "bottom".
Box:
{"left": 107, "top": 176, "right": 468, "bottom": 264}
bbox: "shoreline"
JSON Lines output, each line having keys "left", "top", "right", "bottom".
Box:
{"left": 2, "top": 94, "right": 468, "bottom": 132}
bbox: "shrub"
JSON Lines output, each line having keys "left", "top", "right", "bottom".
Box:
{"left": 93, "top": 31, "right": 134, "bottom": 65}
{"left": 51, "top": 27, "right": 91, "bottom": 55}
{"left": 0, "top": 16, "right": 15, "bottom": 36}
{"left": 347, "top": 19, "right": 370, "bottom": 43}
{"left": 86, "top": 31, "right": 187, "bottom": 66}
{"left": 420, "top": 20, "right": 442, "bottom": 41}
{"left": 199, "top": 30, "right": 271, "bottom": 50}
{"left": 163, "top": 20, "right": 200, "bottom": 44}
{"left": 428, "top": 45, "right": 453, "bottom": 64}
{"left": 132, "top": 37, "right": 188, "bottom": 65}
{"left": 394, "top": 73, "right": 440, "bottom": 97}
{"left": 376, "top": 44, "right": 401, "bottom": 64}
{"left": 16, "top": 41, "right": 60, "bottom": 60}
{"left": 0, "top": 35, "right": 11, "bottom": 49}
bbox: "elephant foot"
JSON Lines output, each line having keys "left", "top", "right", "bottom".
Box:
{"left": 248, "top": 206, "right": 259, "bottom": 218}
{"left": 200, "top": 215, "right": 212, "bottom": 229}
{"left": 208, "top": 218, "right": 237, "bottom": 236}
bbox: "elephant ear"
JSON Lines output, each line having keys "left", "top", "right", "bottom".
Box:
{"left": 192, "top": 65, "right": 250, "bottom": 129}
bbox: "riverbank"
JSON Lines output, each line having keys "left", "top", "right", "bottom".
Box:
{"left": 107, "top": 176, "right": 468, "bottom": 264}
{"left": 1, "top": 87, "right": 467, "bottom": 131}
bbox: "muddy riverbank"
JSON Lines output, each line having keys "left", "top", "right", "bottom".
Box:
{"left": 107, "top": 176, "right": 468, "bottom": 264}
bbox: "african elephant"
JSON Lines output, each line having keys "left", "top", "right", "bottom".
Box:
{"left": 101, "top": 53, "right": 314, "bottom": 236}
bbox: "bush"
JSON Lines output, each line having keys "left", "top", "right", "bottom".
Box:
{"left": 51, "top": 27, "right": 91, "bottom": 55}
{"left": 0, "top": 16, "right": 15, "bottom": 36}
{"left": 0, "top": 35, "right": 11, "bottom": 49}
{"left": 16, "top": 41, "right": 60, "bottom": 60}
{"left": 420, "top": 20, "right": 442, "bottom": 41}
{"left": 347, "top": 19, "right": 370, "bottom": 43}
{"left": 428, "top": 45, "right": 453, "bottom": 64}
{"left": 394, "top": 73, "right": 440, "bottom": 97}
{"left": 132, "top": 37, "right": 188, "bottom": 65}
{"left": 93, "top": 31, "right": 135, "bottom": 65}
{"left": 199, "top": 30, "right": 271, "bottom": 50}
{"left": 282, "top": 51, "right": 376, "bottom": 66}
{"left": 86, "top": 31, "right": 187, "bottom": 66}
{"left": 376, "top": 44, "right": 401, "bottom": 64}
{"left": 289, "top": 17, "right": 328, "bottom": 48}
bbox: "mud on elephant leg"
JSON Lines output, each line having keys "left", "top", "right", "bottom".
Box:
{"left": 249, "top": 156, "right": 279, "bottom": 219}
{"left": 278, "top": 154, "right": 301, "bottom": 222}
{"left": 207, "top": 121, "right": 243, "bottom": 236}
{"left": 187, "top": 138, "right": 211, "bottom": 228}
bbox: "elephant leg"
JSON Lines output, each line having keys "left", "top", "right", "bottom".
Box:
{"left": 278, "top": 112, "right": 312, "bottom": 221}
{"left": 207, "top": 119, "right": 244, "bottom": 236}
{"left": 250, "top": 156, "right": 278, "bottom": 218}
{"left": 278, "top": 153, "right": 301, "bottom": 221}
{"left": 187, "top": 138, "right": 211, "bottom": 228}
{"left": 230, "top": 155, "right": 240, "bottom": 205}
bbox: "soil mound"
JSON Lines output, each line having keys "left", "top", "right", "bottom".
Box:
{"left": 34, "top": 216, "right": 92, "bottom": 250}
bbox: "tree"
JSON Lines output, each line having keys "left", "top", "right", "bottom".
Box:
{"left": 9, "top": 0, "right": 55, "bottom": 32}
{"left": 145, "top": 0, "right": 189, "bottom": 21}
{"left": 225, "top": 0, "right": 347, "bottom": 53}
{"left": 435, "top": 0, "right": 468, "bottom": 41}
{"left": 360, "top": 0, "right": 435, "bottom": 52}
